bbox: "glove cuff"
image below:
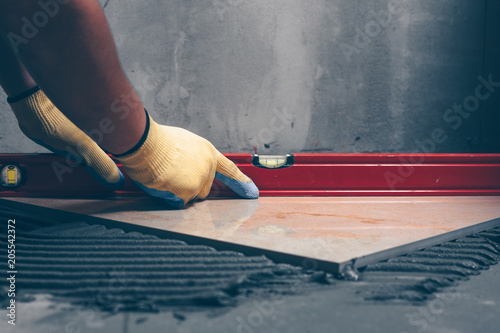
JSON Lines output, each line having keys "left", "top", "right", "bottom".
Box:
{"left": 114, "top": 115, "right": 177, "bottom": 182}
{"left": 7, "top": 86, "right": 41, "bottom": 104}
{"left": 113, "top": 109, "right": 151, "bottom": 158}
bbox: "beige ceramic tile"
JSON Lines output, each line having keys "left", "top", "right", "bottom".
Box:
{"left": 6, "top": 196, "right": 500, "bottom": 265}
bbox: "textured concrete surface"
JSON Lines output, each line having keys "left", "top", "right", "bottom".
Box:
{"left": 0, "top": 0, "right": 499, "bottom": 154}
{"left": 2, "top": 206, "right": 499, "bottom": 333}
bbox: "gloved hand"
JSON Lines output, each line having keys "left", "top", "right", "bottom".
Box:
{"left": 8, "top": 87, "right": 125, "bottom": 189}
{"left": 114, "top": 114, "right": 259, "bottom": 208}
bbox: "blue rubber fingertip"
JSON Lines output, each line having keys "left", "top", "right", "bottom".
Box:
{"left": 215, "top": 172, "right": 260, "bottom": 199}
{"left": 134, "top": 182, "right": 186, "bottom": 209}
{"left": 86, "top": 164, "right": 126, "bottom": 190}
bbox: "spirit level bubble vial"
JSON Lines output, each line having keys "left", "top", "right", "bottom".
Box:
{"left": 252, "top": 154, "right": 294, "bottom": 169}
{"left": 1, "top": 164, "right": 24, "bottom": 189}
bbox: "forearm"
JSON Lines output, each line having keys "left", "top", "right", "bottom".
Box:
{"left": 0, "top": 0, "right": 146, "bottom": 154}
{"left": 0, "top": 36, "right": 36, "bottom": 98}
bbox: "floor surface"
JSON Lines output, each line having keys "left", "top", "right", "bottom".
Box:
{"left": 6, "top": 196, "right": 500, "bottom": 271}
{"left": 1, "top": 198, "right": 499, "bottom": 333}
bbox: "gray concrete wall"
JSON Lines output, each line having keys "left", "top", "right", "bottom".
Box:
{"left": 1, "top": 0, "right": 499, "bottom": 154}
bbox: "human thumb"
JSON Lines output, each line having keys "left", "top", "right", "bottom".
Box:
{"left": 214, "top": 152, "right": 259, "bottom": 199}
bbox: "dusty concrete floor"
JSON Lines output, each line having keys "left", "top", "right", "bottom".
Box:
{"left": 121, "top": 263, "right": 500, "bottom": 333}
{"left": 5, "top": 259, "right": 499, "bottom": 333}
{"left": 1, "top": 198, "right": 499, "bottom": 333}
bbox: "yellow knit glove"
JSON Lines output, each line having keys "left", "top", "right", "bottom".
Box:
{"left": 8, "top": 87, "right": 124, "bottom": 188}
{"left": 114, "top": 114, "right": 259, "bottom": 208}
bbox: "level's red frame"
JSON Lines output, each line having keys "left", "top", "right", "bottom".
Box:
{"left": 1, "top": 153, "right": 499, "bottom": 197}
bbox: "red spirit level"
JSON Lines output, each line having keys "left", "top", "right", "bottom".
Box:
{"left": 1, "top": 153, "right": 500, "bottom": 198}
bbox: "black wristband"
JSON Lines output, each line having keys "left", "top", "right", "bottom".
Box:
{"left": 113, "top": 109, "right": 150, "bottom": 157}
{"left": 7, "top": 86, "right": 41, "bottom": 103}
